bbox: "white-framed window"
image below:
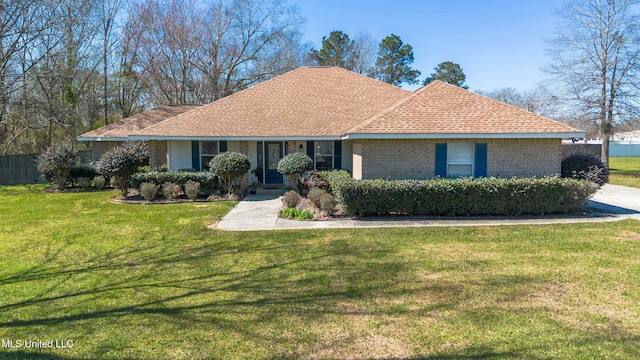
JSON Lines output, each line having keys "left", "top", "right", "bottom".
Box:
{"left": 200, "top": 141, "right": 219, "bottom": 170}
{"left": 314, "top": 140, "right": 333, "bottom": 170}
{"left": 447, "top": 142, "right": 474, "bottom": 178}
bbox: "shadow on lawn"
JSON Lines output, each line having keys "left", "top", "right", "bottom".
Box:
{"left": 0, "top": 233, "right": 638, "bottom": 358}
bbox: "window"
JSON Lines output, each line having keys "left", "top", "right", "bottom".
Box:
{"left": 200, "top": 141, "right": 219, "bottom": 170}
{"left": 314, "top": 140, "right": 333, "bottom": 170}
{"left": 447, "top": 142, "right": 474, "bottom": 178}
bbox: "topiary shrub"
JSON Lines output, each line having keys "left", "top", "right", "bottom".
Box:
{"left": 209, "top": 152, "right": 251, "bottom": 195}
{"left": 93, "top": 175, "right": 106, "bottom": 190}
{"left": 162, "top": 182, "right": 180, "bottom": 200}
{"left": 282, "top": 190, "right": 301, "bottom": 208}
{"left": 37, "top": 141, "right": 78, "bottom": 190}
{"left": 96, "top": 141, "right": 149, "bottom": 197}
{"left": 561, "top": 154, "right": 609, "bottom": 186}
{"left": 184, "top": 180, "right": 200, "bottom": 201}
{"left": 140, "top": 182, "right": 159, "bottom": 201}
{"left": 318, "top": 192, "right": 337, "bottom": 215}
{"left": 277, "top": 152, "right": 312, "bottom": 193}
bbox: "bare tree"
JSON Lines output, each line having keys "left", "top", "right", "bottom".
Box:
{"left": 545, "top": 0, "right": 640, "bottom": 166}
{"left": 351, "top": 31, "right": 377, "bottom": 75}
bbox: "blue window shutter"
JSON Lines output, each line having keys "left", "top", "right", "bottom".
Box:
{"left": 306, "top": 141, "right": 314, "bottom": 159}
{"left": 435, "top": 143, "right": 447, "bottom": 178}
{"left": 219, "top": 141, "right": 227, "bottom": 152}
{"left": 474, "top": 143, "right": 488, "bottom": 178}
{"left": 191, "top": 141, "right": 200, "bottom": 171}
{"left": 334, "top": 141, "right": 342, "bottom": 169}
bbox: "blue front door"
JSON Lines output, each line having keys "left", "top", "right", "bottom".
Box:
{"left": 264, "top": 142, "right": 283, "bottom": 184}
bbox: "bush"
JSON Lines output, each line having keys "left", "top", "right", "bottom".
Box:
{"left": 140, "top": 182, "right": 159, "bottom": 201}
{"left": 319, "top": 193, "right": 338, "bottom": 215}
{"left": 307, "top": 188, "right": 327, "bottom": 208}
{"left": 69, "top": 162, "right": 98, "bottom": 185}
{"left": 304, "top": 170, "right": 331, "bottom": 191}
{"left": 37, "top": 141, "right": 78, "bottom": 190}
{"left": 277, "top": 152, "right": 312, "bottom": 193}
{"left": 281, "top": 208, "right": 313, "bottom": 220}
{"left": 282, "top": 190, "right": 301, "bottom": 208}
{"left": 561, "top": 154, "right": 609, "bottom": 186}
{"left": 93, "top": 175, "right": 106, "bottom": 190}
{"left": 131, "top": 171, "right": 218, "bottom": 195}
{"left": 326, "top": 170, "right": 353, "bottom": 203}
{"left": 162, "top": 182, "right": 180, "bottom": 200}
{"left": 184, "top": 180, "right": 200, "bottom": 200}
{"left": 96, "top": 141, "right": 149, "bottom": 197}
{"left": 209, "top": 152, "right": 251, "bottom": 195}
{"left": 336, "top": 177, "right": 599, "bottom": 217}
{"left": 318, "top": 192, "right": 337, "bottom": 215}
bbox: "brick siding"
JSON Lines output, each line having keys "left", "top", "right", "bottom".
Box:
{"left": 352, "top": 138, "right": 561, "bottom": 180}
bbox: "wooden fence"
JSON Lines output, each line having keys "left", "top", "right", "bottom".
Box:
{"left": 561, "top": 144, "right": 602, "bottom": 160}
{"left": 0, "top": 150, "right": 92, "bottom": 185}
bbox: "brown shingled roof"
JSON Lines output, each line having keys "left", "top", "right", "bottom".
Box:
{"left": 78, "top": 105, "right": 201, "bottom": 140}
{"left": 134, "top": 67, "right": 411, "bottom": 138}
{"left": 347, "top": 80, "right": 582, "bottom": 136}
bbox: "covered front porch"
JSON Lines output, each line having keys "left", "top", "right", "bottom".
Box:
{"left": 154, "top": 139, "right": 352, "bottom": 185}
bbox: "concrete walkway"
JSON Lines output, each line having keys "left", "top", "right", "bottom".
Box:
{"left": 216, "top": 184, "right": 640, "bottom": 231}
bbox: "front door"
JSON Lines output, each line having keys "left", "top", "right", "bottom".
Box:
{"left": 264, "top": 142, "right": 283, "bottom": 184}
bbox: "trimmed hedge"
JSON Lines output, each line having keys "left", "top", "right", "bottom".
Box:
{"left": 336, "top": 176, "right": 598, "bottom": 216}
{"left": 326, "top": 170, "right": 353, "bottom": 203}
{"left": 131, "top": 171, "right": 218, "bottom": 195}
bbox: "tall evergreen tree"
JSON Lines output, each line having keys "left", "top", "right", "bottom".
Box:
{"left": 424, "top": 61, "right": 468, "bottom": 89}
{"left": 371, "top": 34, "right": 420, "bottom": 87}
{"left": 309, "top": 30, "right": 355, "bottom": 69}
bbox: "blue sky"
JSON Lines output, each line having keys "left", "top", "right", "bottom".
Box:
{"left": 294, "top": 0, "right": 562, "bottom": 92}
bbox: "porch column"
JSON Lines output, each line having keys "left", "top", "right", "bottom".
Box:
{"left": 148, "top": 141, "right": 159, "bottom": 170}
{"left": 240, "top": 141, "right": 249, "bottom": 195}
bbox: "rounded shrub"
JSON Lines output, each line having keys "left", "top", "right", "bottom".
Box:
{"left": 319, "top": 192, "right": 337, "bottom": 215}
{"left": 96, "top": 141, "right": 149, "bottom": 197}
{"left": 561, "top": 154, "right": 609, "bottom": 186}
{"left": 209, "top": 152, "right": 251, "bottom": 195}
{"left": 277, "top": 152, "right": 312, "bottom": 193}
{"left": 282, "top": 190, "right": 301, "bottom": 208}
{"left": 162, "top": 182, "right": 180, "bottom": 200}
{"left": 184, "top": 180, "right": 200, "bottom": 201}
{"left": 307, "top": 188, "right": 327, "bottom": 208}
{"left": 37, "top": 141, "right": 78, "bottom": 190}
{"left": 140, "top": 182, "right": 159, "bottom": 201}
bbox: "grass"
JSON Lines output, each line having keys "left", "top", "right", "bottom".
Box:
{"left": 0, "top": 185, "right": 639, "bottom": 359}
{"left": 609, "top": 157, "right": 640, "bottom": 188}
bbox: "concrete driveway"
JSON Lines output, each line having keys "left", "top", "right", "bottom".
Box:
{"left": 587, "top": 184, "right": 640, "bottom": 215}
{"left": 216, "top": 184, "right": 640, "bottom": 231}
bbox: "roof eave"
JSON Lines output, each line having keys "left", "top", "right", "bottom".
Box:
{"left": 342, "top": 132, "right": 587, "bottom": 140}
{"left": 77, "top": 136, "right": 131, "bottom": 142}
{"left": 128, "top": 135, "right": 343, "bottom": 141}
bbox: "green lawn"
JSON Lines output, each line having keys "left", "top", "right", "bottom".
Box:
{"left": 609, "top": 157, "right": 640, "bottom": 188}
{"left": 1, "top": 186, "right": 639, "bottom": 359}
